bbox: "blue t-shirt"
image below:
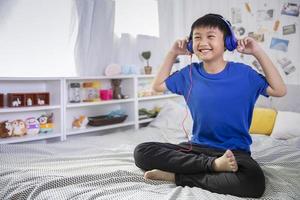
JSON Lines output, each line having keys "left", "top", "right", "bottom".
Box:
{"left": 165, "top": 62, "right": 269, "bottom": 152}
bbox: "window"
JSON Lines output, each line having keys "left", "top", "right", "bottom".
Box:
{"left": 0, "top": 1, "right": 76, "bottom": 77}
{"left": 114, "top": 0, "right": 159, "bottom": 37}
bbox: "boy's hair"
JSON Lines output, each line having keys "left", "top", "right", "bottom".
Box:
{"left": 189, "top": 14, "right": 230, "bottom": 40}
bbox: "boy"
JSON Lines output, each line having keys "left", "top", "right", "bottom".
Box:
{"left": 134, "top": 14, "right": 286, "bottom": 198}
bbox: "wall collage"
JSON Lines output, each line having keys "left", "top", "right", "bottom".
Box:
{"left": 226, "top": 2, "right": 299, "bottom": 84}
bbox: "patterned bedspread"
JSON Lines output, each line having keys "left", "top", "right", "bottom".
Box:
{"left": 0, "top": 127, "right": 299, "bottom": 200}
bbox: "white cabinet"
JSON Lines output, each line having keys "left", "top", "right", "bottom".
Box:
{"left": 64, "top": 76, "right": 136, "bottom": 138}
{"left": 0, "top": 78, "right": 63, "bottom": 144}
{"left": 136, "top": 75, "right": 181, "bottom": 126}
{"left": 0, "top": 75, "right": 180, "bottom": 144}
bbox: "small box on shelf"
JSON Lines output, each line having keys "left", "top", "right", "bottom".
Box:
{"left": 7, "top": 93, "right": 25, "bottom": 107}
{"left": 24, "top": 93, "right": 35, "bottom": 106}
{"left": 7, "top": 92, "right": 49, "bottom": 107}
{"left": 35, "top": 93, "right": 50, "bottom": 106}
{"left": 0, "top": 93, "right": 4, "bottom": 108}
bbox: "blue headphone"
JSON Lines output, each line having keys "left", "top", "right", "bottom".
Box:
{"left": 187, "top": 14, "right": 237, "bottom": 53}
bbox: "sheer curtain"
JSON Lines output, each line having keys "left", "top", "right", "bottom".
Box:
{"left": 74, "top": 0, "right": 164, "bottom": 76}
{"left": 74, "top": 0, "right": 115, "bottom": 76}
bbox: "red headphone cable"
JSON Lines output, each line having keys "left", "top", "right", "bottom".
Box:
{"left": 178, "top": 55, "right": 193, "bottom": 152}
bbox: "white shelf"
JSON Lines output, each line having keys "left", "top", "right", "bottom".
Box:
{"left": 136, "top": 74, "right": 156, "bottom": 78}
{"left": 138, "top": 94, "right": 178, "bottom": 101}
{"left": 66, "top": 75, "right": 135, "bottom": 80}
{"left": 0, "top": 133, "right": 61, "bottom": 144}
{"left": 66, "top": 98, "right": 134, "bottom": 108}
{"left": 0, "top": 105, "right": 61, "bottom": 113}
{"left": 0, "top": 75, "right": 177, "bottom": 144}
{"left": 138, "top": 118, "right": 155, "bottom": 124}
{"left": 67, "top": 121, "right": 135, "bottom": 136}
{"left": 0, "top": 77, "right": 63, "bottom": 81}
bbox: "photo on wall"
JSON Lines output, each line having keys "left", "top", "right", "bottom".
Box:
{"left": 248, "top": 32, "right": 264, "bottom": 42}
{"left": 281, "top": 3, "right": 300, "bottom": 17}
{"left": 270, "top": 38, "right": 289, "bottom": 52}
{"left": 283, "top": 24, "right": 296, "bottom": 35}
{"left": 282, "top": 65, "right": 296, "bottom": 75}
{"left": 277, "top": 57, "right": 296, "bottom": 76}
{"left": 252, "top": 60, "right": 264, "bottom": 74}
{"left": 231, "top": 8, "right": 242, "bottom": 24}
{"left": 257, "top": 9, "right": 274, "bottom": 21}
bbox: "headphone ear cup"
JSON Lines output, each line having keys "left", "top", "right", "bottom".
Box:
{"left": 225, "top": 35, "right": 237, "bottom": 51}
{"left": 187, "top": 40, "right": 193, "bottom": 53}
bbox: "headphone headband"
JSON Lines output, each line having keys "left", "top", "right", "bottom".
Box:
{"left": 187, "top": 14, "right": 237, "bottom": 53}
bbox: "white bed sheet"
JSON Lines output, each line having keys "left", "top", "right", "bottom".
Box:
{"left": 0, "top": 127, "right": 300, "bottom": 200}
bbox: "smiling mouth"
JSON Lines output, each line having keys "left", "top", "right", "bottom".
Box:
{"left": 199, "top": 49, "right": 212, "bottom": 53}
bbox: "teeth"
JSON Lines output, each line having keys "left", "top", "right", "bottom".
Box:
{"left": 200, "top": 49, "right": 211, "bottom": 52}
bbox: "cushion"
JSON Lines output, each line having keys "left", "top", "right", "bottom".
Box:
{"left": 149, "top": 100, "right": 193, "bottom": 142}
{"left": 249, "top": 107, "right": 277, "bottom": 135}
{"left": 271, "top": 111, "right": 300, "bottom": 140}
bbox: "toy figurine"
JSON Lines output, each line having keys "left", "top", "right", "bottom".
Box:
{"left": 25, "top": 117, "right": 40, "bottom": 135}
{"left": 38, "top": 113, "right": 54, "bottom": 133}
{"left": 12, "top": 119, "right": 27, "bottom": 136}
{"left": 72, "top": 115, "right": 88, "bottom": 129}
{"left": 27, "top": 98, "right": 33, "bottom": 106}
{"left": 37, "top": 98, "right": 45, "bottom": 105}
{"left": 12, "top": 98, "right": 21, "bottom": 107}
{"left": 0, "top": 121, "right": 13, "bottom": 138}
{"left": 111, "top": 79, "right": 129, "bottom": 99}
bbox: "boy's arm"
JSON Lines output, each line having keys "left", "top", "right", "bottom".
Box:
{"left": 152, "top": 38, "right": 191, "bottom": 92}
{"left": 253, "top": 50, "right": 286, "bottom": 97}
{"left": 237, "top": 37, "right": 287, "bottom": 97}
{"left": 152, "top": 51, "right": 177, "bottom": 92}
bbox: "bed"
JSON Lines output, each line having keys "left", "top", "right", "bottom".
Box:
{"left": 1, "top": 85, "right": 300, "bottom": 200}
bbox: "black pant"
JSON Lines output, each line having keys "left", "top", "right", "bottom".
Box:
{"left": 134, "top": 142, "right": 265, "bottom": 198}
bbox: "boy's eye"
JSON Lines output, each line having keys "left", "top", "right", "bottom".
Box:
{"left": 208, "top": 35, "right": 215, "bottom": 38}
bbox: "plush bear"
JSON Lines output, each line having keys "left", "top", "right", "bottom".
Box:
{"left": 0, "top": 121, "right": 13, "bottom": 138}
{"left": 12, "top": 119, "right": 27, "bottom": 137}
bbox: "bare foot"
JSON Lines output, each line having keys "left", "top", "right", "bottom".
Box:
{"left": 212, "top": 150, "right": 238, "bottom": 172}
{"left": 144, "top": 169, "right": 175, "bottom": 182}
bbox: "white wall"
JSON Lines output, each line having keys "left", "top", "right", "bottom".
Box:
{"left": 158, "top": 0, "right": 300, "bottom": 85}
{"left": 0, "top": 0, "right": 77, "bottom": 77}
{"left": 0, "top": 0, "right": 299, "bottom": 85}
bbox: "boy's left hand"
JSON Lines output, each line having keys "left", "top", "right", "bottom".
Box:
{"left": 236, "top": 37, "right": 262, "bottom": 56}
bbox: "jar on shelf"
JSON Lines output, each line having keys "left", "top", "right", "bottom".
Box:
{"left": 82, "top": 81, "right": 100, "bottom": 102}
{"left": 92, "top": 81, "right": 101, "bottom": 101}
{"left": 69, "top": 83, "right": 81, "bottom": 103}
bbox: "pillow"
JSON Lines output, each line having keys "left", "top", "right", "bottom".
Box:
{"left": 249, "top": 107, "right": 277, "bottom": 135}
{"left": 271, "top": 111, "right": 300, "bottom": 140}
{"left": 149, "top": 100, "right": 193, "bottom": 133}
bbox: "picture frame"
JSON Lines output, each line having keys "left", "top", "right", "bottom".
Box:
{"left": 270, "top": 38, "right": 289, "bottom": 52}
{"left": 281, "top": 3, "right": 300, "bottom": 17}
{"left": 283, "top": 24, "right": 296, "bottom": 35}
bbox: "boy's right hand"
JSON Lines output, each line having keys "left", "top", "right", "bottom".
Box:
{"left": 170, "top": 38, "right": 192, "bottom": 56}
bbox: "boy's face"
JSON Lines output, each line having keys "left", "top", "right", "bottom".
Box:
{"left": 192, "top": 26, "right": 225, "bottom": 62}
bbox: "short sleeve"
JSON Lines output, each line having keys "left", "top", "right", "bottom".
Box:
{"left": 249, "top": 67, "right": 269, "bottom": 97}
{"left": 165, "top": 70, "right": 186, "bottom": 95}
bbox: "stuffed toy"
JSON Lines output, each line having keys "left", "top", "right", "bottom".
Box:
{"left": 12, "top": 119, "right": 27, "bottom": 136}
{"left": 38, "top": 113, "right": 54, "bottom": 133}
{"left": 0, "top": 121, "right": 13, "bottom": 138}
{"left": 25, "top": 117, "right": 40, "bottom": 135}
{"left": 72, "top": 115, "right": 88, "bottom": 129}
